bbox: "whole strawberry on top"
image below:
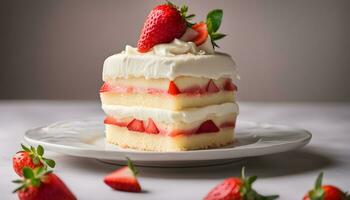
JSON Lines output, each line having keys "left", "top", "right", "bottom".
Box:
{"left": 137, "top": 1, "right": 195, "bottom": 52}
{"left": 13, "top": 144, "right": 56, "bottom": 176}
{"left": 204, "top": 167, "right": 279, "bottom": 200}
{"left": 13, "top": 167, "right": 76, "bottom": 200}
{"left": 104, "top": 157, "right": 142, "bottom": 192}
{"left": 303, "top": 172, "right": 350, "bottom": 200}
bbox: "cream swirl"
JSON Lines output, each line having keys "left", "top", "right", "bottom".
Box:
{"left": 124, "top": 39, "right": 211, "bottom": 56}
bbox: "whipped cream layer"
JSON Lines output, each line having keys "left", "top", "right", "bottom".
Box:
{"left": 102, "top": 102, "right": 239, "bottom": 124}
{"left": 103, "top": 40, "right": 237, "bottom": 81}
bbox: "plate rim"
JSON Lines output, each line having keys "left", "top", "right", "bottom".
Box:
{"left": 24, "top": 120, "right": 312, "bottom": 162}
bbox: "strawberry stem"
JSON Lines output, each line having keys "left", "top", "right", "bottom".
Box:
{"left": 239, "top": 167, "right": 279, "bottom": 200}
{"left": 166, "top": 0, "right": 195, "bottom": 27}
{"left": 126, "top": 157, "right": 139, "bottom": 176}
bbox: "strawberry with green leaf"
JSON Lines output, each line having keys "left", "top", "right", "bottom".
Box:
{"left": 13, "top": 167, "right": 76, "bottom": 200}
{"left": 303, "top": 172, "right": 350, "bottom": 200}
{"left": 204, "top": 167, "right": 279, "bottom": 200}
{"left": 192, "top": 9, "right": 226, "bottom": 48}
{"left": 13, "top": 144, "right": 56, "bottom": 176}
{"left": 137, "top": 1, "right": 195, "bottom": 52}
{"left": 104, "top": 157, "right": 142, "bottom": 192}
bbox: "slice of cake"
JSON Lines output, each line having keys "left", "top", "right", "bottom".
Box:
{"left": 100, "top": 2, "right": 238, "bottom": 151}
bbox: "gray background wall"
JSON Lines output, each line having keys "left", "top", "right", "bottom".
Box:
{"left": 1, "top": 0, "right": 349, "bottom": 101}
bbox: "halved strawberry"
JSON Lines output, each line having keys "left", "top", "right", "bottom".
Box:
{"left": 127, "top": 119, "right": 145, "bottom": 132}
{"left": 196, "top": 120, "right": 219, "bottom": 134}
{"left": 224, "top": 79, "right": 237, "bottom": 91}
{"left": 99, "top": 82, "right": 110, "bottom": 93}
{"left": 168, "top": 81, "right": 181, "bottom": 95}
{"left": 206, "top": 79, "right": 220, "bottom": 93}
{"left": 145, "top": 118, "right": 160, "bottom": 134}
{"left": 104, "top": 158, "right": 141, "bottom": 192}
{"left": 192, "top": 22, "right": 208, "bottom": 46}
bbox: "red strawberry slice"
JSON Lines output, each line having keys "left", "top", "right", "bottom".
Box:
{"left": 196, "top": 120, "right": 219, "bottom": 134}
{"left": 192, "top": 22, "right": 208, "bottom": 46}
{"left": 204, "top": 178, "right": 242, "bottom": 200}
{"left": 206, "top": 79, "right": 220, "bottom": 93}
{"left": 104, "top": 117, "right": 128, "bottom": 127}
{"left": 137, "top": 4, "right": 187, "bottom": 52}
{"left": 104, "top": 158, "right": 141, "bottom": 192}
{"left": 224, "top": 79, "right": 237, "bottom": 91}
{"left": 127, "top": 119, "right": 145, "bottom": 132}
{"left": 99, "top": 82, "right": 111, "bottom": 93}
{"left": 145, "top": 118, "right": 160, "bottom": 134}
{"left": 168, "top": 81, "right": 181, "bottom": 95}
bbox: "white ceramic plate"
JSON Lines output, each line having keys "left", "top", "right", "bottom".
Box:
{"left": 24, "top": 120, "right": 311, "bottom": 167}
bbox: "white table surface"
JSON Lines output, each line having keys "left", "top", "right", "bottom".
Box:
{"left": 1, "top": 101, "right": 349, "bottom": 200}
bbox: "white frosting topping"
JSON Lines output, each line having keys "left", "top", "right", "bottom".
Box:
{"left": 102, "top": 103, "right": 239, "bottom": 123}
{"left": 103, "top": 40, "right": 237, "bottom": 80}
{"left": 125, "top": 39, "right": 206, "bottom": 56}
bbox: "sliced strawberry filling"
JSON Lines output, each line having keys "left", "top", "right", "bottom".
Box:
{"left": 104, "top": 117, "right": 235, "bottom": 136}
{"left": 100, "top": 79, "right": 237, "bottom": 95}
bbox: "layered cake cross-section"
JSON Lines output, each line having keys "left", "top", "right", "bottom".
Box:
{"left": 100, "top": 2, "right": 239, "bottom": 151}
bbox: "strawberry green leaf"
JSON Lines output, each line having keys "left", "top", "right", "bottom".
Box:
{"left": 212, "top": 41, "right": 220, "bottom": 48}
{"left": 206, "top": 9, "right": 223, "bottom": 33}
{"left": 23, "top": 167, "right": 34, "bottom": 179}
{"left": 185, "top": 14, "right": 195, "bottom": 20}
{"left": 315, "top": 172, "right": 323, "bottom": 189}
{"left": 12, "top": 180, "right": 23, "bottom": 184}
{"left": 30, "top": 146, "right": 36, "bottom": 154}
{"left": 13, "top": 185, "right": 25, "bottom": 193}
{"left": 21, "top": 144, "right": 31, "bottom": 152}
{"left": 37, "top": 145, "right": 44, "bottom": 156}
{"left": 211, "top": 33, "right": 226, "bottom": 41}
{"left": 35, "top": 166, "right": 46, "bottom": 176}
{"left": 258, "top": 194, "right": 280, "bottom": 200}
{"left": 43, "top": 158, "right": 56, "bottom": 168}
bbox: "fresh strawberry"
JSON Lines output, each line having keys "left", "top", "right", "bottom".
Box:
{"left": 303, "top": 172, "right": 350, "bottom": 200}
{"left": 104, "top": 158, "right": 141, "bottom": 192}
{"left": 137, "top": 2, "right": 195, "bottom": 52}
{"left": 224, "top": 79, "right": 237, "bottom": 91}
{"left": 145, "top": 118, "right": 160, "bottom": 134}
{"left": 168, "top": 81, "right": 181, "bottom": 95}
{"left": 206, "top": 79, "right": 220, "bottom": 93}
{"left": 13, "top": 144, "right": 55, "bottom": 177}
{"left": 204, "top": 167, "right": 279, "bottom": 200}
{"left": 196, "top": 120, "right": 219, "bottom": 134}
{"left": 13, "top": 167, "right": 76, "bottom": 200}
{"left": 192, "top": 22, "right": 208, "bottom": 46}
{"left": 127, "top": 119, "right": 145, "bottom": 132}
